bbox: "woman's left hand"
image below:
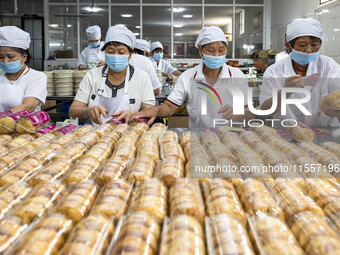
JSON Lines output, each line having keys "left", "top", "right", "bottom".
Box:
{"left": 218, "top": 104, "right": 234, "bottom": 120}
{"left": 112, "top": 110, "right": 137, "bottom": 123}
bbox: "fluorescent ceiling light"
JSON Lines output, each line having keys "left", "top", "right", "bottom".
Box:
{"left": 243, "top": 44, "right": 247, "bottom": 49}
{"left": 67, "top": 24, "right": 72, "bottom": 28}
{"left": 116, "top": 24, "right": 125, "bottom": 27}
{"left": 85, "top": 7, "right": 101, "bottom": 12}
{"left": 183, "top": 14, "right": 193, "bottom": 18}
{"left": 334, "top": 28, "right": 340, "bottom": 31}
{"left": 121, "top": 14, "right": 132, "bottom": 18}
{"left": 136, "top": 26, "right": 140, "bottom": 28}
{"left": 173, "top": 7, "right": 185, "bottom": 13}
{"left": 175, "top": 33, "right": 183, "bottom": 36}
{"left": 49, "top": 24, "right": 58, "bottom": 27}
{"left": 134, "top": 33, "right": 140, "bottom": 36}
{"left": 174, "top": 24, "right": 183, "bottom": 28}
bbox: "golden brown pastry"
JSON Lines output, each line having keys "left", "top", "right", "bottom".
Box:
{"left": 72, "top": 124, "right": 94, "bottom": 137}
{"left": 0, "top": 216, "right": 28, "bottom": 253}
{"left": 94, "top": 122, "right": 115, "bottom": 137}
{"left": 149, "top": 122, "right": 167, "bottom": 133}
{"left": 130, "top": 122, "right": 149, "bottom": 135}
{"left": 0, "top": 183, "right": 31, "bottom": 220}
{"left": 77, "top": 132, "right": 100, "bottom": 149}
{"left": 319, "top": 91, "right": 340, "bottom": 111}
{"left": 154, "top": 157, "right": 184, "bottom": 187}
{"left": 113, "top": 141, "right": 136, "bottom": 160}
{"left": 95, "top": 156, "right": 131, "bottom": 187}
{"left": 53, "top": 143, "right": 88, "bottom": 164}
{"left": 288, "top": 125, "right": 315, "bottom": 142}
{"left": 56, "top": 181, "right": 98, "bottom": 223}
{"left": 299, "top": 142, "right": 339, "bottom": 167}
{"left": 160, "top": 143, "right": 185, "bottom": 161}
{"left": 85, "top": 142, "right": 112, "bottom": 163}
{"left": 126, "top": 156, "right": 156, "bottom": 182}
{"left": 322, "top": 141, "right": 340, "bottom": 157}
{"left": 15, "top": 111, "right": 50, "bottom": 134}
{"left": 97, "top": 131, "right": 121, "bottom": 150}
{"left": 0, "top": 135, "right": 12, "bottom": 145}
{"left": 159, "top": 131, "right": 178, "bottom": 144}
{"left": 137, "top": 141, "right": 159, "bottom": 161}
{"left": 14, "top": 182, "right": 65, "bottom": 224}
{"left": 170, "top": 179, "right": 204, "bottom": 224}
{"left": 92, "top": 179, "right": 132, "bottom": 219}
{"left": 200, "top": 131, "right": 220, "bottom": 147}
{"left": 9, "top": 213, "right": 73, "bottom": 255}
{"left": 113, "top": 123, "right": 130, "bottom": 136}
{"left": 59, "top": 214, "right": 114, "bottom": 255}
{"left": 5, "top": 134, "right": 34, "bottom": 150}
{"left": 129, "top": 179, "right": 168, "bottom": 223}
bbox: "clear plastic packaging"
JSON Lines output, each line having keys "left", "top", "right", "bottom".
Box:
{"left": 299, "top": 142, "right": 339, "bottom": 167}
{"left": 154, "top": 157, "right": 184, "bottom": 188}
{"left": 129, "top": 179, "right": 168, "bottom": 223}
{"left": 94, "top": 122, "right": 115, "bottom": 138}
{"left": 73, "top": 124, "right": 94, "bottom": 137}
{"left": 137, "top": 141, "right": 160, "bottom": 161}
{"left": 13, "top": 181, "right": 65, "bottom": 224}
{"left": 53, "top": 143, "right": 88, "bottom": 165}
{"left": 200, "top": 131, "right": 221, "bottom": 147}
{"left": 206, "top": 214, "right": 255, "bottom": 255}
{"left": 159, "top": 130, "right": 178, "bottom": 144}
{"left": 290, "top": 212, "right": 340, "bottom": 254}
{"left": 63, "top": 156, "right": 103, "bottom": 185}
{"left": 248, "top": 213, "right": 304, "bottom": 255}
{"left": 8, "top": 213, "right": 73, "bottom": 255}
{"left": 85, "top": 142, "right": 113, "bottom": 163}
{"left": 136, "top": 131, "right": 161, "bottom": 148}
{"left": 29, "top": 133, "right": 55, "bottom": 148}
{"left": 53, "top": 124, "right": 77, "bottom": 136}
{"left": 125, "top": 156, "right": 156, "bottom": 182}
{"left": 27, "top": 143, "right": 63, "bottom": 165}
{"left": 0, "top": 216, "right": 29, "bottom": 253}
{"left": 169, "top": 178, "right": 205, "bottom": 224}
{"left": 149, "top": 122, "right": 167, "bottom": 133}
{"left": 202, "top": 179, "right": 246, "bottom": 226}
{"left": 220, "top": 131, "right": 242, "bottom": 149}
{"left": 107, "top": 117, "right": 124, "bottom": 129}
{"left": 204, "top": 142, "right": 237, "bottom": 163}
{"left": 130, "top": 117, "right": 149, "bottom": 126}
{"left": 0, "top": 182, "right": 31, "bottom": 220}
{"left": 95, "top": 156, "right": 132, "bottom": 187}
{"left": 77, "top": 131, "right": 100, "bottom": 149}
{"left": 35, "top": 124, "right": 57, "bottom": 137}
{"left": 113, "top": 123, "right": 130, "bottom": 137}
{"left": 15, "top": 111, "right": 50, "bottom": 134}
{"left": 288, "top": 124, "right": 315, "bottom": 143}
{"left": 322, "top": 141, "right": 340, "bottom": 158}
{"left": 4, "top": 134, "right": 34, "bottom": 150}
{"left": 0, "top": 110, "right": 30, "bottom": 134}
{"left": 28, "top": 159, "right": 72, "bottom": 186}
{"left": 179, "top": 131, "right": 192, "bottom": 148}
{"left": 55, "top": 181, "right": 99, "bottom": 223}
{"left": 130, "top": 121, "right": 149, "bottom": 135}
{"left": 59, "top": 214, "right": 114, "bottom": 255}
{"left": 113, "top": 141, "right": 136, "bottom": 160}
{"left": 97, "top": 131, "right": 121, "bottom": 150}
{"left": 107, "top": 212, "right": 160, "bottom": 255}
{"left": 160, "top": 142, "right": 185, "bottom": 162}
{"left": 92, "top": 179, "right": 133, "bottom": 219}
{"left": 114, "top": 131, "right": 140, "bottom": 149}
{"left": 319, "top": 90, "right": 340, "bottom": 111}
{"left": 236, "top": 179, "right": 284, "bottom": 220}
{"left": 0, "top": 157, "right": 42, "bottom": 186}
{"left": 160, "top": 215, "right": 205, "bottom": 255}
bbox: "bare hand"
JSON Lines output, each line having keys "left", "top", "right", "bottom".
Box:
{"left": 78, "top": 65, "right": 86, "bottom": 70}
{"left": 131, "top": 107, "right": 158, "bottom": 125}
{"left": 218, "top": 104, "right": 234, "bottom": 120}
{"left": 322, "top": 108, "right": 339, "bottom": 118}
{"left": 112, "top": 110, "right": 136, "bottom": 123}
{"left": 88, "top": 105, "right": 108, "bottom": 124}
{"left": 165, "top": 73, "right": 174, "bottom": 80}
{"left": 98, "top": 60, "right": 105, "bottom": 67}
{"left": 284, "top": 74, "right": 303, "bottom": 88}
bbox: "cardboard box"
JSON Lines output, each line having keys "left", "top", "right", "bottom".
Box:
{"left": 167, "top": 116, "right": 188, "bottom": 128}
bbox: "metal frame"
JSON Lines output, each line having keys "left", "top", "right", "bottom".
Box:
{"left": 45, "top": 0, "right": 267, "bottom": 61}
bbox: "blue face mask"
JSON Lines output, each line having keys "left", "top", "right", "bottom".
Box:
{"left": 90, "top": 41, "right": 100, "bottom": 48}
{"left": 0, "top": 58, "right": 23, "bottom": 74}
{"left": 290, "top": 49, "right": 320, "bottom": 66}
{"left": 153, "top": 53, "right": 163, "bottom": 61}
{"left": 105, "top": 54, "right": 129, "bottom": 72}
{"left": 203, "top": 53, "right": 226, "bottom": 70}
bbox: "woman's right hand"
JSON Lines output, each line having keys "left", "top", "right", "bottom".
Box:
{"left": 87, "top": 105, "right": 108, "bottom": 124}
{"left": 284, "top": 74, "right": 303, "bottom": 88}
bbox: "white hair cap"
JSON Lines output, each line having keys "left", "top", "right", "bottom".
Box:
{"left": 195, "top": 26, "right": 228, "bottom": 48}
{"left": 103, "top": 25, "right": 136, "bottom": 49}
{"left": 150, "top": 41, "right": 164, "bottom": 52}
{"left": 86, "top": 25, "right": 101, "bottom": 40}
{"left": 0, "top": 26, "right": 31, "bottom": 50}
{"left": 286, "top": 18, "right": 323, "bottom": 42}
{"left": 135, "top": 39, "right": 151, "bottom": 52}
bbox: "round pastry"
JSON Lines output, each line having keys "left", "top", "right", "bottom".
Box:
{"left": 262, "top": 241, "right": 304, "bottom": 255}
{"left": 59, "top": 242, "right": 94, "bottom": 255}
{"left": 306, "top": 236, "right": 340, "bottom": 255}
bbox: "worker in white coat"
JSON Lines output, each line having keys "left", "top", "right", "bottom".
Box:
{"left": 149, "top": 41, "right": 182, "bottom": 81}
{"left": 78, "top": 25, "right": 105, "bottom": 70}
{"left": 130, "top": 39, "right": 161, "bottom": 95}
{"left": 122, "top": 26, "right": 253, "bottom": 128}
{"left": 0, "top": 26, "right": 47, "bottom": 112}
{"left": 69, "top": 25, "right": 155, "bottom": 125}
{"left": 260, "top": 18, "right": 340, "bottom": 127}
{"left": 134, "top": 39, "right": 150, "bottom": 56}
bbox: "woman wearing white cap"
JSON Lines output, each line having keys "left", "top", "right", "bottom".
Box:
{"left": 127, "top": 26, "right": 252, "bottom": 128}
{"left": 130, "top": 39, "right": 161, "bottom": 95}
{"left": 69, "top": 25, "right": 155, "bottom": 125}
{"left": 78, "top": 25, "right": 105, "bottom": 70}
{"left": 149, "top": 41, "right": 182, "bottom": 80}
{"left": 260, "top": 18, "right": 340, "bottom": 127}
{"left": 0, "top": 26, "right": 47, "bottom": 112}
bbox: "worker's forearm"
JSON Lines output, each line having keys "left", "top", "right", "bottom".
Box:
{"left": 172, "top": 70, "right": 182, "bottom": 76}
{"left": 11, "top": 102, "right": 38, "bottom": 113}
{"left": 69, "top": 105, "right": 88, "bottom": 122}
{"left": 156, "top": 103, "right": 177, "bottom": 117}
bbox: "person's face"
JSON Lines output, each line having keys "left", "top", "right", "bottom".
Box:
{"left": 286, "top": 36, "right": 321, "bottom": 53}
{"left": 0, "top": 47, "right": 27, "bottom": 64}
{"left": 89, "top": 37, "right": 101, "bottom": 43}
{"left": 153, "top": 49, "right": 163, "bottom": 54}
{"left": 105, "top": 44, "right": 130, "bottom": 55}
{"left": 199, "top": 41, "right": 227, "bottom": 57}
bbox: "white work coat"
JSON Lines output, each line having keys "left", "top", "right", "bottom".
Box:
{"left": 129, "top": 54, "right": 161, "bottom": 90}
{"left": 78, "top": 42, "right": 105, "bottom": 69}
{"left": 149, "top": 57, "right": 177, "bottom": 74}
{"left": 167, "top": 62, "right": 249, "bottom": 128}
{"left": 260, "top": 55, "right": 340, "bottom": 127}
